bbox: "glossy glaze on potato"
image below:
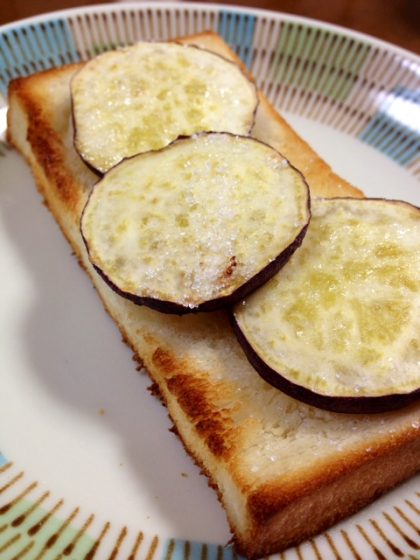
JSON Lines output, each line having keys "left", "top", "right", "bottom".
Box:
{"left": 231, "top": 197, "right": 420, "bottom": 413}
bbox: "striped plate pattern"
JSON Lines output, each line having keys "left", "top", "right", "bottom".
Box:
{"left": 0, "top": 4, "right": 420, "bottom": 175}
{"left": 4, "top": 456, "right": 420, "bottom": 560}
{"left": 1, "top": 4, "right": 420, "bottom": 560}
{"left": 0, "top": 460, "right": 160, "bottom": 559}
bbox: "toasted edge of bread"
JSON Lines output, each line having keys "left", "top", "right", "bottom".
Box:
{"left": 7, "top": 30, "right": 420, "bottom": 559}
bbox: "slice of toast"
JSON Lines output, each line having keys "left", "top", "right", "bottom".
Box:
{"left": 7, "top": 30, "right": 420, "bottom": 559}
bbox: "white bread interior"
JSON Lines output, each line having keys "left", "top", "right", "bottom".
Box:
{"left": 7, "top": 30, "right": 420, "bottom": 559}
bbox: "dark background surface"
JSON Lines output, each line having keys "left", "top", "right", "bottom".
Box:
{"left": 1, "top": 0, "right": 420, "bottom": 56}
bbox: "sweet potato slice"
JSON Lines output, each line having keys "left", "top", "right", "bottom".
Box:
{"left": 81, "top": 132, "right": 310, "bottom": 314}
{"left": 231, "top": 197, "right": 420, "bottom": 414}
{"left": 71, "top": 41, "right": 258, "bottom": 174}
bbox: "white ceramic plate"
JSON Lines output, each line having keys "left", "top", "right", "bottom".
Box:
{"left": 1, "top": 3, "right": 420, "bottom": 559}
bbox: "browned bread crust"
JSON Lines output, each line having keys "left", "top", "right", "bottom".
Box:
{"left": 7, "top": 30, "right": 420, "bottom": 559}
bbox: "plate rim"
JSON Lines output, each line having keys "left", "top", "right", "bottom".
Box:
{"left": 1, "top": 1, "right": 420, "bottom": 62}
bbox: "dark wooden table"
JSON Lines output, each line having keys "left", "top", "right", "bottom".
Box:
{"left": 1, "top": 0, "right": 420, "bottom": 57}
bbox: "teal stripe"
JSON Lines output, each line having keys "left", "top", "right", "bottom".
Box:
{"left": 217, "top": 11, "right": 255, "bottom": 69}
{"left": 359, "top": 87, "right": 420, "bottom": 166}
{"left": 14, "top": 27, "right": 48, "bottom": 69}
{"left": 37, "top": 19, "right": 79, "bottom": 65}
{"left": 270, "top": 22, "right": 370, "bottom": 102}
{"left": 0, "top": 496, "right": 96, "bottom": 557}
{"left": 0, "top": 452, "right": 7, "bottom": 466}
{"left": 162, "top": 539, "right": 244, "bottom": 560}
{"left": 27, "top": 22, "right": 58, "bottom": 66}
{"left": 0, "top": 32, "right": 27, "bottom": 79}
{"left": 0, "top": 18, "right": 79, "bottom": 96}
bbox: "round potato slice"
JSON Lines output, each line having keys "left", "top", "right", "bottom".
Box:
{"left": 81, "top": 132, "right": 310, "bottom": 314}
{"left": 231, "top": 197, "right": 420, "bottom": 414}
{"left": 71, "top": 41, "right": 258, "bottom": 174}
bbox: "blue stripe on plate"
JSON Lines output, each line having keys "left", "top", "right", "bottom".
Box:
{"left": 359, "top": 86, "right": 420, "bottom": 166}
{"left": 162, "top": 538, "right": 244, "bottom": 560}
{"left": 0, "top": 18, "right": 79, "bottom": 96}
{"left": 0, "top": 452, "right": 8, "bottom": 467}
{"left": 0, "top": 33, "right": 23, "bottom": 80}
{"left": 217, "top": 11, "right": 255, "bottom": 69}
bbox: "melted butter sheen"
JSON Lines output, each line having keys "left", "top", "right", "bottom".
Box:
{"left": 235, "top": 198, "right": 420, "bottom": 397}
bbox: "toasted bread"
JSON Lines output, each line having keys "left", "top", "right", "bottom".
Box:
{"left": 7, "top": 30, "right": 420, "bottom": 559}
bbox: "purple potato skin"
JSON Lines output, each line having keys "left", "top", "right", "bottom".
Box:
{"left": 88, "top": 220, "right": 309, "bottom": 315}
{"left": 229, "top": 311, "right": 420, "bottom": 414}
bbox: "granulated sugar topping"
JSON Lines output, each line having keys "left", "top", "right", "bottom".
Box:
{"left": 81, "top": 133, "right": 310, "bottom": 311}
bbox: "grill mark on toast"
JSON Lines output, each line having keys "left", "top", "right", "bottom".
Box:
{"left": 28, "top": 120, "right": 80, "bottom": 212}
{"left": 8, "top": 69, "right": 87, "bottom": 214}
{"left": 153, "top": 348, "right": 237, "bottom": 460}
